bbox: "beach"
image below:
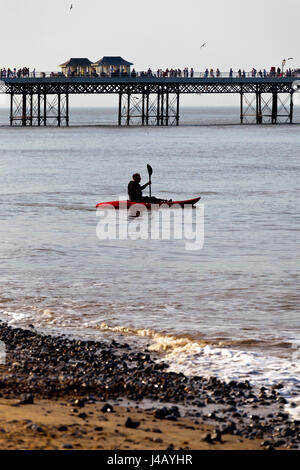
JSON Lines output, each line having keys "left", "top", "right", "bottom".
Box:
{"left": 0, "top": 322, "right": 298, "bottom": 450}
{"left": 0, "top": 107, "right": 299, "bottom": 451}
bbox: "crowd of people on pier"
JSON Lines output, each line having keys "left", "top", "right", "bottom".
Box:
{"left": 1, "top": 66, "right": 300, "bottom": 79}
{"left": 0, "top": 67, "right": 34, "bottom": 78}
{"left": 234, "top": 67, "right": 297, "bottom": 78}
{"left": 113, "top": 66, "right": 300, "bottom": 79}
{"left": 140, "top": 67, "right": 300, "bottom": 79}
{"left": 147, "top": 68, "right": 195, "bottom": 78}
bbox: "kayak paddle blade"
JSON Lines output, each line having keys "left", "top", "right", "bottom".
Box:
{"left": 147, "top": 164, "right": 153, "bottom": 177}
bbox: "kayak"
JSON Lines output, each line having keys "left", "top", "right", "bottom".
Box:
{"left": 96, "top": 197, "right": 201, "bottom": 209}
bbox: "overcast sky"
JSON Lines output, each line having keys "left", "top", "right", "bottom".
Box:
{"left": 1, "top": 0, "right": 299, "bottom": 106}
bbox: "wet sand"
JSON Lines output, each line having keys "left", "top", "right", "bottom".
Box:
{"left": 0, "top": 398, "right": 263, "bottom": 450}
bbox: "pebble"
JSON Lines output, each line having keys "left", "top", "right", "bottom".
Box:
{"left": 101, "top": 404, "right": 114, "bottom": 413}
{"left": 125, "top": 417, "right": 140, "bottom": 429}
{"left": 94, "top": 426, "right": 103, "bottom": 431}
{"left": 26, "top": 424, "right": 44, "bottom": 433}
{"left": 202, "top": 433, "right": 213, "bottom": 444}
{"left": 211, "top": 429, "right": 223, "bottom": 443}
{"left": 17, "top": 394, "right": 34, "bottom": 405}
{"left": 261, "top": 440, "right": 272, "bottom": 447}
{"left": 72, "top": 398, "right": 85, "bottom": 408}
{"left": 274, "top": 439, "right": 286, "bottom": 448}
{"left": 57, "top": 426, "right": 68, "bottom": 432}
{"left": 62, "top": 444, "right": 73, "bottom": 449}
{"left": 154, "top": 406, "right": 181, "bottom": 420}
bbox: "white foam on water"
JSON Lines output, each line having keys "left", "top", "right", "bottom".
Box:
{"left": 149, "top": 335, "right": 300, "bottom": 420}
{"left": 2, "top": 310, "right": 32, "bottom": 324}
{"left": 99, "top": 322, "right": 300, "bottom": 420}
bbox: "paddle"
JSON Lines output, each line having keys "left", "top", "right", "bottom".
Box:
{"left": 147, "top": 164, "right": 153, "bottom": 198}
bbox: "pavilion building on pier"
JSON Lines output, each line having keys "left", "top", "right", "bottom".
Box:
{"left": 59, "top": 58, "right": 93, "bottom": 77}
{"left": 91, "top": 56, "right": 133, "bottom": 76}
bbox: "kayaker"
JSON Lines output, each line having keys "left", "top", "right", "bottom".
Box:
{"left": 128, "top": 173, "right": 167, "bottom": 203}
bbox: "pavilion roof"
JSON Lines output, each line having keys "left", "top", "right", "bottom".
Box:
{"left": 59, "top": 58, "right": 93, "bottom": 67}
{"left": 92, "top": 56, "right": 133, "bottom": 67}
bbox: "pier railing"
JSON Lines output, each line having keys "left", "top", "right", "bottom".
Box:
{"left": 1, "top": 70, "right": 300, "bottom": 80}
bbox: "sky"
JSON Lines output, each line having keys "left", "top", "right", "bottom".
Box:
{"left": 0, "top": 0, "right": 299, "bottom": 106}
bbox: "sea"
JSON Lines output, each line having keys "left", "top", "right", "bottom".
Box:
{"left": 0, "top": 106, "right": 299, "bottom": 419}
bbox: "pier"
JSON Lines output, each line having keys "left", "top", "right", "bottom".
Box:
{"left": 0, "top": 74, "right": 297, "bottom": 127}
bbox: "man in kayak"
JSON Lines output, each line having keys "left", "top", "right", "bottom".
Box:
{"left": 128, "top": 173, "right": 168, "bottom": 203}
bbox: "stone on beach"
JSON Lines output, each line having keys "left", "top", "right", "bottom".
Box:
{"left": 125, "top": 417, "right": 140, "bottom": 429}
{"left": 26, "top": 423, "right": 44, "bottom": 433}
{"left": 17, "top": 394, "right": 34, "bottom": 405}
{"left": 154, "top": 406, "right": 181, "bottom": 420}
{"left": 101, "top": 404, "right": 114, "bottom": 413}
{"left": 62, "top": 443, "right": 73, "bottom": 449}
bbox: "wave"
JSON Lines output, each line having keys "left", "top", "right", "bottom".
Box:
{"left": 99, "top": 322, "right": 209, "bottom": 349}
{"left": 99, "top": 322, "right": 300, "bottom": 421}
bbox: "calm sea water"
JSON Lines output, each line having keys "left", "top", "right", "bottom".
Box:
{"left": 0, "top": 106, "right": 299, "bottom": 417}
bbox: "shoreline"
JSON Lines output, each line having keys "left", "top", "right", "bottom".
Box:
{"left": 0, "top": 322, "right": 299, "bottom": 450}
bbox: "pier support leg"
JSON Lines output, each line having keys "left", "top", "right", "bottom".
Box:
{"left": 290, "top": 92, "right": 294, "bottom": 124}
{"left": 146, "top": 93, "right": 149, "bottom": 126}
{"left": 256, "top": 92, "right": 262, "bottom": 124}
{"left": 43, "top": 94, "right": 47, "bottom": 126}
{"left": 160, "top": 92, "right": 164, "bottom": 126}
{"left": 10, "top": 93, "right": 13, "bottom": 126}
{"left": 37, "top": 90, "right": 41, "bottom": 126}
{"left": 118, "top": 93, "right": 122, "bottom": 126}
{"left": 272, "top": 92, "right": 278, "bottom": 124}
{"left": 127, "top": 93, "right": 130, "bottom": 126}
{"left": 66, "top": 91, "right": 69, "bottom": 127}
{"left": 57, "top": 93, "right": 61, "bottom": 127}
{"left": 240, "top": 92, "right": 244, "bottom": 124}
{"left": 30, "top": 93, "right": 33, "bottom": 126}
{"left": 156, "top": 93, "right": 160, "bottom": 126}
{"left": 22, "top": 87, "right": 27, "bottom": 127}
{"left": 176, "top": 93, "right": 180, "bottom": 126}
{"left": 142, "top": 92, "right": 145, "bottom": 126}
{"left": 166, "top": 92, "right": 169, "bottom": 126}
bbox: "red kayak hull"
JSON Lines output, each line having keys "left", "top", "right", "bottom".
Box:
{"left": 96, "top": 197, "right": 201, "bottom": 209}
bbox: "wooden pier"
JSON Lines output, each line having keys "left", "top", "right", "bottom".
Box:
{"left": 0, "top": 76, "right": 297, "bottom": 126}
